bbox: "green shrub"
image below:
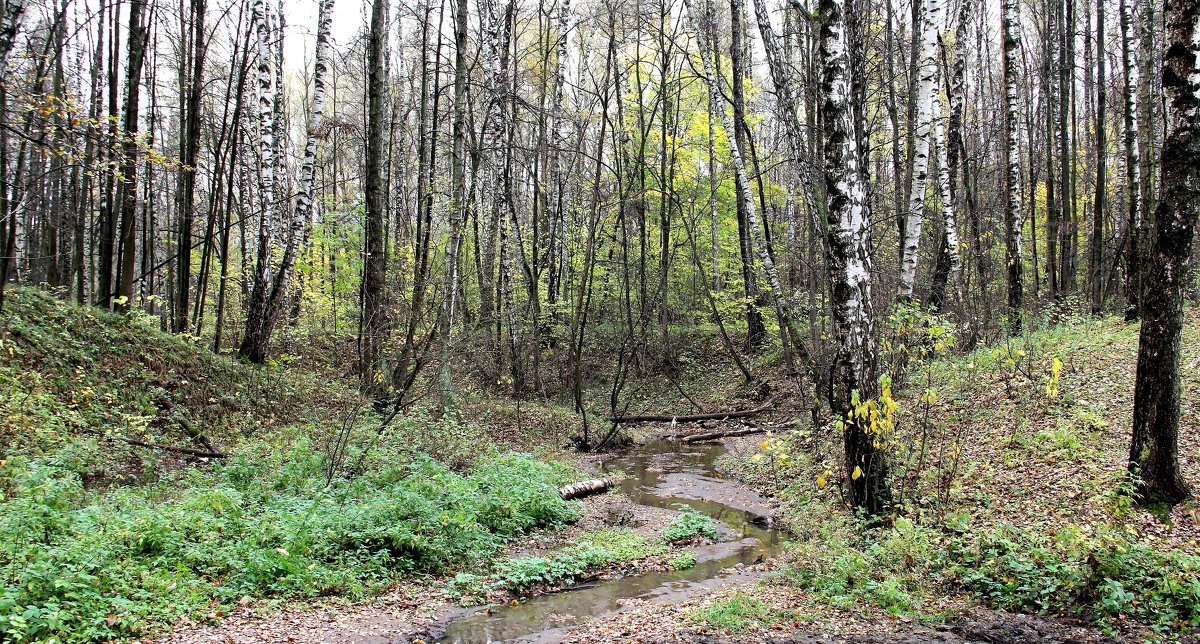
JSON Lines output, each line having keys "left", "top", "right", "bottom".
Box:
{"left": 785, "top": 516, "right": 932, "bottom": 616}
{"left": 670, "top": 552, "right": 698, "bottom": 570}
{"left": 788, "top": 515, "right": 1200, "bottom": 632}
{"left": 661, "top": 510, "right": 717, "bottom": 544}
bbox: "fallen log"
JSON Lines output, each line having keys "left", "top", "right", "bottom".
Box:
{"left": 608, "top": 399, "right": 775, "bottom": 424}
{"left": 92, "top": 431, "right": 227, "bottom": 459}
{"left": 682, "top": 426, "right": 768, "bottom": 443}
{"left": 558, "top": 478, "right": 613, "bottom": 500}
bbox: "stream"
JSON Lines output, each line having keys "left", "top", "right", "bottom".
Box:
{"left": 437, "top": 439, "right": 785, "bottom": 643}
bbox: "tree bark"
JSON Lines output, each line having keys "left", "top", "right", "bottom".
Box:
{"left": 897, "top": 0, "right": 942, "bottom": 302}
{"left": 173, "top": 0, "right": 206, "bottom": 332}
{"left": 1120, "top": 0, "right": 1143, "bottom": 321}
{"left": 820, "top": 0, "right": 888, "bottom": 517}
{"left": 1128, "top": 0, "right": 1198, "bottom": 508}
{"left": 1001, "top": 0, "right": 1023, "bottom": 334}
{"left": 1089, "top": 0, "right": 1106, "bottom": 314}
{"left": 362, "top": 0, "right": 388, "bottom": 396}
{"left": 114, "top": 0, "right": 148, "bottom": 313}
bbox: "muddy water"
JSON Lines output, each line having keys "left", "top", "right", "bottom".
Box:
{"left": 437, "top": 440, "right": 784, "bottom": 643}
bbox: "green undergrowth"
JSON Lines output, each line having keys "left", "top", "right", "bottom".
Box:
{"left": 690, "top": 591, "right": 783, "bottom": 634}
{"left": 449, "top": 528, "right": 664, "bottom": 602}
{"left": 0, "top": 287, "right": 346, "bottom": 482}
{"left": 661, "top": 510, "right": 718, "bottom": 543}
{"left": 767, "top": 307, "right": 1200, "bottom": 636}
{"left": 0, "top": 445, "right": 580, "bottom": 641}
{"left": 785, "top": 512, "right": 1200, "bottom": 635}
{"left": 0, "top": 289, "right": 595, "bottom": 642}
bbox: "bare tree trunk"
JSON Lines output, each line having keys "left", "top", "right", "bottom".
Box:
{"left": 1128, "top": 0, "right": 1198, "bottom": 508}
{"left": 819, "top": 0, "right": 888, "bottom": 516}
{"left": 1089, "top": 0, "right": 1106, "bottom": 314}
{"left": 897, "top": 0, "right": 942, "bottom": 302}
{"left": 728, "top": 0, "right": 765, "bottom": 349}
{"left": 114, "top": 0, "right": 148, "bottom": 313}
{"left": 1120, "top": 0, "right": 1143, "bottom": 321}
{"left": 0, "top": 0, "right": 27, "bottom": 311}
{"left": 362, "top": 0, "right": 388, "bottom": 396}
{"left": 239, "top": 0, "right": 280, "bottom": 361}
{"left": 1001, "top": 0, "right": 1023, "bottom": 334}
{"left": 929, "top": 74, "right": 961, "bottom": 311}
{"left": 173, "top": 0, "right": 206, "bottom": 332}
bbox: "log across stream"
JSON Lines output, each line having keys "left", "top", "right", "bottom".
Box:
{"left": 437, "top": 440, "right": 784, "bottom": 643}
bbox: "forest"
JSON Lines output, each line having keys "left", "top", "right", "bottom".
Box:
{"left": 0, "top": 0, "right": 1199, "bottom": 640}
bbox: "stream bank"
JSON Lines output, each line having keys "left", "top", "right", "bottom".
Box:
{"left": 437, "top": 439, "right": 784, "bottom": 643}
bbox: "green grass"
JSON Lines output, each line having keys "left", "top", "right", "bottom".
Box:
{"left": 691, "top": 591, "right": 780, "bottom": 633}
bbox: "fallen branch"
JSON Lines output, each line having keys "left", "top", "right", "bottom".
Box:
{"left": 682, "top": 426, "right": 769, "bottom": 443}
{"left": 105, "top": 435, "right": 227, "bottom": 459}
{"left": 608, "top": 399, "right": 775, "bottom": 425}
{"left": 558, "top": 478, "right": 613, "bottom": 500}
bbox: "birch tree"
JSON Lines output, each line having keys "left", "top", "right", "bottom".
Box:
{"left": 1120, "top": 0, "right": 1143, "bottom": 321}
{"left": 238, "top": 0, "right": 325, "bottom": 363}
{"left": 897, "top": 0, "right": 941, "bottom": 302}
{"left": 1128, "top": 0, "right": 1199, "bottom": 508}
{"left": 1001, "top": 0, "right": 1023, "bottom": 334}
{"left": 931, "top": 77, "right": 961, "bottom": 304}
{"left": 820, "top": 0, "right": 888, "bottom": 516}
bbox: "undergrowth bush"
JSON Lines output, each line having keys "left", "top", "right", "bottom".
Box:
{"left": 489, "top": 529, "right": 661, "bottom": 593}
{"left": 786, "top": 513, "right": 1200, "bottom": 633}
{"left": 786, "top": 515, "right": 934, "bottom": 617}
{"left": 0, "top": 447, "right": 580, "bottom": 642}
{"left": 949, "top": 525, "right": 1200, "bottom": 633}
{"left": 661, "top": 510, "right": 717, "bottom": 544}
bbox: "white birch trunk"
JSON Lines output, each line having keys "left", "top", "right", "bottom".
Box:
{"left": 707, "top": 71, "right": 721, "bottom": 293}
{"left": 749, "top": 0, "right": 823, "bottom": 251}
{"left": 897, "top": 0, "right": 942, "bottom": 301}
{"left": 549, "top": 0, "right": 572, "bottom": 302}
{"left": 1001, "top": 0, "right": 1023, "bottom": 332}
{"left": 0, "top": 0, "right": 27, "bottom": 67}
{"left": 819, "top": 0, "right": 886, "bottom": 515}
{"left": 931, "top": 78, "right": 961, "bottom": 282}
{"left": 1120, "top": 0, "right": 1141, "bottom": 236}
{"left": 294, "top": 0, "right": 333, "bottom": 224}
{"left": 251, "top": 0, "right": 276, "bottom": 293}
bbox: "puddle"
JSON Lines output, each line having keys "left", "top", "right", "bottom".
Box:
{"left": 437, "top": 440, "right": 784, "bottom": 643}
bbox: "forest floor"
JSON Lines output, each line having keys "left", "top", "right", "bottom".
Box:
{"left": 3, "top": 290, "right": 1199, "bottom": 643}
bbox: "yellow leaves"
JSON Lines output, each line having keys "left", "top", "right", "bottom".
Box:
{"left": 817, "top": 474, "right": 827, "bottom": 488}
{"left": 852, "top": 466, "right": 863, "bottom": 481}
{"left": 1045, "top": 357, "right": 1064, "bottom": 399}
